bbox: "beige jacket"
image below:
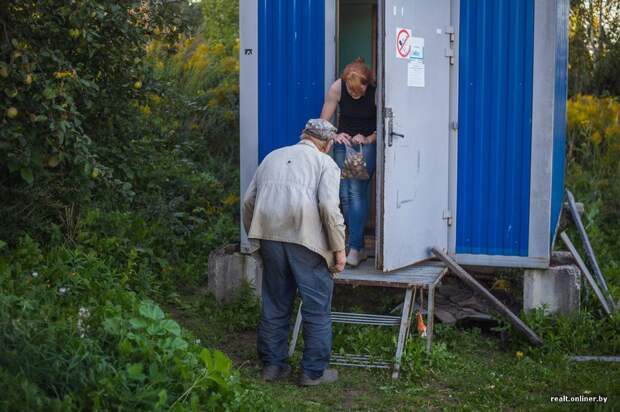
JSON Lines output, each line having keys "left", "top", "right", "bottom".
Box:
{"left": 243, "top": 140, "right": 346, "bottom": 268}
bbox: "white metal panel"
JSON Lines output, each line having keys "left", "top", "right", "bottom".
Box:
{"left": 375, "top": 0, "right": 385, "bottom": 267}
{"left": 239, "top": 0, "right": 259, "bottom": 253}
{"left": 448, "top": 0, "right": 459, "bottom": 254}
{"left": 325, "top": 0, "right": 337, "bottom": 96}
{"left": 455, "top": 253, "right": 549, "bottom": 269}
{"left": 381, "top": 0, "right": 452, "bottom": 271}
{"left": 528, "top": 0, "right": 555, "bottom": 260}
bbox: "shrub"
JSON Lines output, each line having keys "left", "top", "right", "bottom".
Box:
{"left": 0, "top": 236, "right": 257, "bottom": 411}
{"left": 0, "top": 0, "right": 190, "bottom": 239}
{"left": 566, "top": 95, "right": 620, "bottom": 296}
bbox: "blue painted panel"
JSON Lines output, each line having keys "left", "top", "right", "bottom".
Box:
{"left": 456, "top": 0, "right": 534, "bottom": 256}
{"left": 550, "top": 0, "right": 569, "bottom": 242}
{"left": 258, "top": 0, "right": 325, "bottom": 161}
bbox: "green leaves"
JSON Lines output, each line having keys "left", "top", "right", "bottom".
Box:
{"left": 19, "top": 168, "right": 33, "bottom": 185}
{"left": 138, "top": 301, "right": 165, "bottom": 321}
{"left": 160, "top": 319, "right": 181, "bottom": 336}
{"left": 200, "top": 348, "right": 232, "bottom": 376}
{"left": 126, "top": 363, "right": 146, "bottom": 381}
{"left": 102, "top": 316, "right": 123, "bottom": 335}
{"left": 129, "top": 318, "right": 148, "bottom": 330}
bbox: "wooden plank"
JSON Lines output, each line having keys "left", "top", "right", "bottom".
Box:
{"left": 566, "top": 190, "right": 613, "bottom": 304}
{"left": 560, "top": 232, "right": 613, "bottom": 316}
{"left": 335, "top": 262, "right": 447, "bottom": 288}
{"left": 431, "top": 248, "right": 543, "bottom": 346}
{"left": 570, "top": 356, "right": 620, "bottom": 362}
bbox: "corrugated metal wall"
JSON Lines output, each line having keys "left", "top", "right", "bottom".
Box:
{"left": 258, "top": 0, "right": 325, "bottom": 161}
{"left": 550, "top": 0, "right": 569, "bottom": 241}
{"left": 456, "top": 0, "right": 535, "bottom": 256}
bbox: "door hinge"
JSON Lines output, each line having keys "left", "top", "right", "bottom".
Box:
{"left": 444, "top": 26, "right": 455, "bottom": 43}
{"left": 442, "top": 209, "right": 453, "bottom": 226}
{"left": 451, "top": 121, "right": 458, "bottom": 131}
{"left": 445, "top": 48, "right": 455, "bottom": 65}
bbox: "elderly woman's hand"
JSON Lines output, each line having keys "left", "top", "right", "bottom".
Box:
{"left": 334, "top": 132, "right": 352, "bottom": 146}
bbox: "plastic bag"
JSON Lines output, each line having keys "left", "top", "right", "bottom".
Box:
{"left": 341, "top": 144, "right": 369, "bottom": 180}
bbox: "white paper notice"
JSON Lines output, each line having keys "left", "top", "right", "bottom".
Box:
{"left": 408, "top": 60, "right": 425, "bottom": 87}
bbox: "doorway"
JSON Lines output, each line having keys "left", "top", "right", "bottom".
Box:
{"left": 336, "top": 0, "right": 379, "bottom": 258}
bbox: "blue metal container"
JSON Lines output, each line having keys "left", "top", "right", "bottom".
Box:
{"left": 240, "top": 0, "right": 568, "bottom": 270}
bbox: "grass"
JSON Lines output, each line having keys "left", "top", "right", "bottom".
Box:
{"left": 169, "top": 286, "right": 620, "bottom": 411}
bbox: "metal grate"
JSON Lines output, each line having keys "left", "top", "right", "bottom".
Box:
{"left": 331, "top": 311, "right": 401, "bottom": 326}
{"left": 330, "top": 354, "right": 391, "bottom": 369}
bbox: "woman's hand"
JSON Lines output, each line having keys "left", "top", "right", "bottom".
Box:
{"left": 351, "top": 134, "right": 368, "bottom": 145}
{"left": 334, "top": 132, "right": 352, "bottom": 146}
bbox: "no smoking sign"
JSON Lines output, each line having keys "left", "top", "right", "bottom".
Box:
{"left": 395, "top": 27, "right": 412, "bottom": 59}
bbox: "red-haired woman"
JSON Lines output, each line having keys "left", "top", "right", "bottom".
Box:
{"left": 320, "top": 58, "right": 377, "bottom": 267}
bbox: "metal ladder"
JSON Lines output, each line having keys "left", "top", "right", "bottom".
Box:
{"left": 288, "top": 261, "right": 447, "bottom": 379}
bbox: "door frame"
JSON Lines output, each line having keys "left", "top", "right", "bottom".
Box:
{"left": 375, "top": 0, "right": 386, "bottom": 269}
{"left": 447, "top": 0, "right": 459, "bottom": 257}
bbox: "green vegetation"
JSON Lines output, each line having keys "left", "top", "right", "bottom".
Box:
{"left": 171, "top": 287, "right": 620, "bottom": 411}
{"left": 0, "top": 237, "right": 247, "bottom": 410}
{"left": 1, "top": 1, "right": 246, "bottom": 409}
{"left": 0, "top": 0, "right": 619, "bottom": 410}
{"left": 565, "top": 95, "right": 620, "bottom": 299}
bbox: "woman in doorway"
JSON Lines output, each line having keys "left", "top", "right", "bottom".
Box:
{"left": 321, "top": 58, "right": 377, "bottom": 267}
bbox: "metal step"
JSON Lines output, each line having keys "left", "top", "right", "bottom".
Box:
{"left": 331, "top": 311, "right": 401, "bottom": 326}
{"left": 330, "top": 353, "right": 392, "bottom": 369}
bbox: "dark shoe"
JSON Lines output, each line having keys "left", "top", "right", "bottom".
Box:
{"left": 298, "top": 368, "right": 338, "bottom": 386}
{"left": 261, "top": 364, "right": 292, "bottom": 382}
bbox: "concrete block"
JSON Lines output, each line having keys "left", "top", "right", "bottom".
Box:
{"left": 551, "top": 251, "right": 575, "bottom": 266}
{"left": 208, "top": 244, "right": 263, "bottom": 303}
{"left": 523, "top": 265, "right": 581, "bottom": 315}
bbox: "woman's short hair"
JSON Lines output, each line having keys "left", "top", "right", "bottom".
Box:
{"left": 341, "top": 58, "right": 376, "bottom": 95}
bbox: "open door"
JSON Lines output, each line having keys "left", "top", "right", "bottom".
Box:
{"left": 379, "top": 0, "right": 452, "bottom": 271}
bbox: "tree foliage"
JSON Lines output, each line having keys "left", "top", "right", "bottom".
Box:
{"left": 0, "top": 0, "right": 192, "bottom": 237}
{"left": 0, "top": 1, "right": 248, "bottom": 409}
{"left": 202, "top": 0, "right": 239, "bottom": 45}
{"left": 569, "top": 0, "right": 620, "bottom": 96}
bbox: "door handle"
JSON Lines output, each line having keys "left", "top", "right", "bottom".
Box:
{"left": 385, "top": 107, "right": 405, "bottom": 147}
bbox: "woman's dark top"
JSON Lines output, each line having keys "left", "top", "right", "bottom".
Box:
{"left": 337, "top": 80, "right": 377, "bottom": 137}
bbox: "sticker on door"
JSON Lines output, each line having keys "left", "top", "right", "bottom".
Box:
{"left": 395, "top": 27, "right": 412, "bottom": 59}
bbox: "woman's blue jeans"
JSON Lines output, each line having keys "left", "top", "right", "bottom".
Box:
{"left": 333, "top": 143, "right": 377, "bottom": 251}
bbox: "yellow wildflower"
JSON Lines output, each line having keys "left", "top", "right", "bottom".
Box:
{"left": 148, "top": 94, "right": 161, "bottom": 105}
{"left": 222, "top": 194, "right": 240, "bottom": 207}
{"left": 139, "top": 105, "right": 151, "bottom": 116}
{"left": 54, "top": 70, "right": 73, "bottom": 79}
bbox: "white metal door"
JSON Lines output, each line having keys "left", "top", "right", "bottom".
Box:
{"left": 380, "top": 0, "right": 452, "bottom": 271}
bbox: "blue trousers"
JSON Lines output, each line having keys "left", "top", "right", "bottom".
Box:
{"left": 257, "top": 240, "right": 334, "bottom": 379}
{"left": 333, "top": 143, "right": 377, "bottom": 250}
